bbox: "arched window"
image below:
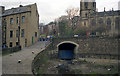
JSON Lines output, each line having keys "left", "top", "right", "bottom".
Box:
{"left": 115, "top": 17, "right": 119, "bottom": 29}
{"left": 91, "top": 19, "right": 96, "bottom": 26}
{"left": 107, "top": 18, "right": 111, "bottom": 29}
{"left": 98, "top": 18, "right": 103, "bottom": 24}
{"left": 107, "top": 18, "right": 111, "bottom": 25}
{"left": 84, "top": 22, "right": 86, "bottom": 26}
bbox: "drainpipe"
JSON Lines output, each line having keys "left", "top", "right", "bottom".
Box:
{"left": 18, "top": 14, "right": 21, "bottom": 47}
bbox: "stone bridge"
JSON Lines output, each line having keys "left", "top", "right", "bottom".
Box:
{"left": 32, "top": 37, "right": 120, "bottom": 75}
{"left": 46, "top": 37, "right": 119, "bottom": 59}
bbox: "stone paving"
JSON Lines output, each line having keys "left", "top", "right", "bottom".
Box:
{"left": 2, "top": 41, "right": 49, "bottom": 74}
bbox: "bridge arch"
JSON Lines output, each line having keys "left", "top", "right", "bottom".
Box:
{"left": 57, "top": 41, "right": 79, "bottom": 59}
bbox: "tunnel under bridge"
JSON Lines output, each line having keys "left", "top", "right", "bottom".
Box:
{"left": 57, "top": 41, "right": 79, "bottom": 60}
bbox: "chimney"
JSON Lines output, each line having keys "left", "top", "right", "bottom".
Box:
{"left": 112, "top": 8, "right": 114, "bottom": 11}
{"left": 104, "top": 7, "right": 106, "bottom": 12}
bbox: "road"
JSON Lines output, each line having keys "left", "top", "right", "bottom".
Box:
{"left": 2, "top": 41, "right": 49, "bottom": 74}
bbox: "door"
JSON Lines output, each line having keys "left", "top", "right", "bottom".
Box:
{"left": 32, "top": 37, "right": 34, "bottom": 44}
{"left": 25, "top": 39, "right": 27, "bottom": 47}
{"left": 58, "top": 50, "right": 74, "bottom": 60}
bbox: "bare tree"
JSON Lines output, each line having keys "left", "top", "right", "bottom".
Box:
{"left": 66, "top": 7, "right": 80, "bottom": 20}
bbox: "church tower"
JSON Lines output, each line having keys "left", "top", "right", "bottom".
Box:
{"left": 80, "top": 0, "right": 96, "bottom": 18}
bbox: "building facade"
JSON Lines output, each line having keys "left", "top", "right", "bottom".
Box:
{"left": 2, "top": 3, "right": 39, "bottom": 48}
{"left": 79, "top": 0, "right": 120, "bottom": 36}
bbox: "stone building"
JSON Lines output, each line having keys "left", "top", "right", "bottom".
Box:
{"left": 1, "top": 3, "right": 39, "bottom": 48}
{"left": 78, "top": 0, "right": 120, "bottom": 36}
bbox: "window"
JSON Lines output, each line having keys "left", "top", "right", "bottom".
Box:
{"left": 16, "top": 17, "right": 19, "bottom": 24}
{"left": 9, "top": 42, "right": 12, "bottom": 47}
{"left": 107, "top": 18, "right": 111, "bottom": 25}
{"left": 107, "top": 18, "right": 111, "bottom": 29}
{"left": 10, "top": 18, "right": 13, "bottom": 24}
{"left": 98, "top": 18, "right": 103, "bottom": 24}
{"left": 93, "top": 2, "right": 96, "bottom": 7}
{"left": 35, "top": 32, "right": 37, "bottom": 37}
{"left": 22, "top": 16, "right": 25, "bottom": 24}
{"left": 85, "top": 2, "right": 88, "bottom": 9}
{"left": 16, "top": 42, "right": 19, "bottom": 46}
{"left": 10, "top": 31, "right": 13, "bottom": 38}
{"left": 115, "top": 17, "right": 119, "bottom": 29}
{"left": 84, "top": 22, "right": 86, "bottom": 26}
{"left": 21, "top": 29, "right": 24, "bottom": 37}
{"left": 91, "top": 19, "right": 96, "bottom": 26}
{"left": 16, "top": 30, "right": 18, "bottom": 37}
{"left": 85, "top": 13, "right": 88, "bottom": 17}
{"left": 36, "top": 10, "right": 37, "bottom": 16}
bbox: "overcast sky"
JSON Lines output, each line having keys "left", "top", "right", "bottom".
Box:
{"left": 0, "top": 0, "right": 120, "bottom": 24}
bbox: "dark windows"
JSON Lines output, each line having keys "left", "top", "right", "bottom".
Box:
{"left": 22, "top": 16, "right": 25, "bottom": 24}
{"left": 115, "top": 17, "right": 119, "bottom": 29}
{"left": 93, "top": 2, "right": 96, "bottom": 7}
{"left": 21, "top": 29, "right": 24, "bottom": 37}
{"left": 16, "top": 17, "right": 19, "bottom": 24}
{"left": 107, "top": 18, "right": 111, "bottom": 25}
{"left": 10, "top": 31, "right": 13, "bottom": 38}
{"left": 107, "top": 18, "right": 111, "bottom": 29}
{"left": 10, "top": 18, "right": 13, "bottom": 24}
{"left": 85, "top": 2, "right": 88, "bottom": 9}
{"left": 84, "top": 22, "right": 86, "bottom": 26}
{"left": 91, "top": 19, "right": 96, "bottom": 26}
{"left": 16, "top": 42, "right": 19, "bottom": 46}
{"left": 35, "top": 32, "right": 37, "bottom": 37}
{"left": 9, "top": 42, "right": 12, "bottom": 47}
{"left": 16, "top": 30, "right": 18, "bottom": 37}
{"left": 98, "top": 18, "right": 103, "bottom": 24}
{"left": 85, "top": 13, "right": 88, "bottom": 17}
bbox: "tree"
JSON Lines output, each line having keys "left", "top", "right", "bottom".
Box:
{"left": 58, "top": 19, "right": 73, "bottom": 36}
{"left": 90, "top": 23, "right": 107, "bottom": 35}
{"left": 74, "top": 26, "right": 87, "bottom": 36}
{"left": 66, "top": 7, "right": 80, "bottom": 20}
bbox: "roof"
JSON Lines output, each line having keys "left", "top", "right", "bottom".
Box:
{"left": 90, "top": 10, "right": 120, "bottom": 17}
{"left": 2, "top": 4, "right": 35, "bottom": 17}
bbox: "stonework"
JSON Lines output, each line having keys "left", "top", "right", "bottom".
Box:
{"left": 78, "top": 0, "right": 120, "bottom": 36}
{"left": 45, "top": 37, "right": 119, "bottom": 60}
{"left": 1, "top": 3, "right": 39, "bottom": 48}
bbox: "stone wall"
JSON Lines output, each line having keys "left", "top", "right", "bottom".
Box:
{"left": 47, "top": 37, "right": 119, "bottom": 60}
{"left": 32, "top": 37, "right": 120, "bottom": 75}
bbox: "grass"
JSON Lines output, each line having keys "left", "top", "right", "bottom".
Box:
{"left": 37, "top": 53, "right": 49, "bottom": 74}
{"left": 37, "top": 69, "right": 43, "bottom": 74}
{"left": 39, "top": 54, "right": 48, "bottom": 64}
{"left": 74, "top": 69, "right": 82, "bottom": 74}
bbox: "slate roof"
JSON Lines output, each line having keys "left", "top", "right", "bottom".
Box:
{"left": 2, "top": 4, "right": 32, "bottom": 17}
{"left": 90, "top": 10, "right": 120, "bottom": 17}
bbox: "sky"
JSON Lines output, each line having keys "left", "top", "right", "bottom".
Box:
{"left": 0, "top": 0, "right": 120, "bottom": 24}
